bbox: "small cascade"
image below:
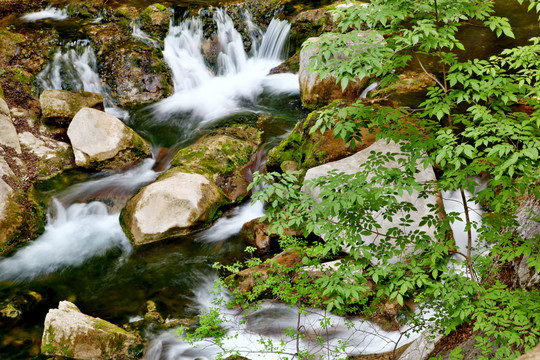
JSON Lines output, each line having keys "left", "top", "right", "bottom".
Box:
{"left": 20, "top": 6, "right": 68, "bottom": 22}
{"left": 200, "top": 199, "right": 265, "bottom": 242}
{"left": 256, "top": 18, "right": 290, "bottom": 60}
{"left": 132, "top": 22, "right": 160, "bottom": 47}
{"left": 152, "top": 10, "right": 298, "bottom": 124}
{"left": 0, "top": 200, "right": 131, "bottom": 282}
{"left": 37, "top": 41, "right": 128, "bottom": 120}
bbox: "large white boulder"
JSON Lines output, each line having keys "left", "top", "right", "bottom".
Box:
{"left": 120, "top": 168, "right": 227, "bottom": 246}
{"left": 41, "top": 301, "right": 140, "bottom": 360}
{"left": 303, "top": 139, "right": 440, "bottom": 264}
{"left": 299, "top": 31, "right": 384, "bottom": 110}
{"left": 67, "top": 107, "right": 151, "bottom": 170}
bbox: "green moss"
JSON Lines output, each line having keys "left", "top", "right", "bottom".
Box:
{"left": 153, "top": 3, "right": 167, "bottom": 11}
{"left": 42, "top": 343, "right": 55, "bottom": 354}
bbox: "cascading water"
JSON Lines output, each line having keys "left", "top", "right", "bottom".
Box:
{"left": 152, "top": 10, "right": 298, "bottom": 125}
{"left": 0, "top": 199, "right": 131, "bottom": 282}
{"left": 36, "top": 41, "right": 128, "bottom": 120}
{"left": 20, "top": 6, "right": 68, "bottom": 22}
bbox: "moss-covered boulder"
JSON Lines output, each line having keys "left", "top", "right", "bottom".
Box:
{"left": 139, "top": 4, "right": 172, "bottom": 39}
{"left": 98, "top": 44, "right": 172, "bottom": 107}
{"left": 299, "top": 31, "right": 383, "bottom": 110}
{"left": 67, "top": 107, "right": 151, "bottom": 171}
{"left": 171, "top": 126, "right": 261, "bottom": 202}
{"left": 40, "top": 89, "right": 104, "bottom": 127}
{"left": 120, "top": 168, "right": 228, "bottom": 246}
{"left": 266, "top": 100, "right": 377, "bottom": 173}
{"left": 288, "top": 7, "right": 337, "bottom": 57}
{"left": 41, "top": 301, "right": 142, "bottom": 360}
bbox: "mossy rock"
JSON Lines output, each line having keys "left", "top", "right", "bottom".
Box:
{"left": 0, "top": 187, "right": 45, "bottom": 256}
{"left": 139, "top": 4, "right": 173, "bottom": 39}
{"left": 266, "top": 100, "right": 378, "bottom": 173}
{"left": 171, "top": 126, "right": 262, "bottom": 202}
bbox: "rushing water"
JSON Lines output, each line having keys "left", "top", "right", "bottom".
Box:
{"left": 153, "top": 10, "right": 297, "bottom": 127}
{"left": 2, "top": 1, "right": 539, "bottom": 359}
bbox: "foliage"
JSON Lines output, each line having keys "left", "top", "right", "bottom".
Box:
{"left": 178, "top": 0, "right": 540, "bottom": 359}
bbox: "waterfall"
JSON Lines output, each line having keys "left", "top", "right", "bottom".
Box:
{"left": 152, "top": 10, "right": 298, "bottom": 124}
{"left": 21, "top": 6, "right": 68, "bottom": 22}
{"left": 37, "top": 42, "right": 128, "bottom": 120}
{"left": 0, "top": 200, "right": 131, "bottom": 282}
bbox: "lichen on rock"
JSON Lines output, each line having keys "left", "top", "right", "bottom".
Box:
{"left": 41, "top": 301, "right": 142, "bottom": 360}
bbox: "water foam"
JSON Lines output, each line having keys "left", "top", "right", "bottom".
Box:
{"left": 0, "top": 200, "right": 131, "bottom": 282}
{"left": 152, "top": 11, "right": 297, "bottom": 125}
{"left": 21, "top": 6, "right": 68, "bottom": 22}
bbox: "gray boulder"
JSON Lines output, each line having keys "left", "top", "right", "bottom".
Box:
{"left": 299, "top": 31, "right": 383, "bottom": 110}
{"left": 303, "top": 139, "right": 439, "bottom": 264}
{"left": 41, "top": 301, "right": 141, "bottom": 360}
{"left": 40, "top": 89, "right": 104, "bottom": 127}
{"left": 120, "top": 168, "right": 227, "bottom": 246}
{"left": 67, "top": 107, "right": 151, "bottom": 170}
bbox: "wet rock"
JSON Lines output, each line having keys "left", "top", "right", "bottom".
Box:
{"left": 139, "top": 4, "right": 173, "bottom": 39}
{"left": 303, "top": 139, "right": 438, "bottom": 264}
{"left": 368, "top": 70, "right": 436, "bottom": 108}
{"left": 67, "top": 107, "right": 151, "bottom": 171}
{"left": 288, "top": 7, "right": 337, "bottom": 57}
{"left": 266, "top": 100, "right": 377, "bottom": 173}
{"left": 299, "top": 31, "right": 384, "bottom": 110}
{"left": 224, "top": 250, "right": 301, "bottom": 294}
{"left": 171, "top": 126, "right": 261, "bottom": 202}
{"left": 0, "top": 290, "right": 43, "bottom": 325}
{"left": 268, "top": 53, "right": 300, "bottom": 75}
{"left": 41, "top": 301, "right": 141, "bottom": 360}
{"left": 87, "top": 23, "right": 130, "bottom": 50}
{"left": 98, "top": 44, "right": 172, "bottom": 106}
{"left": 0, "top": 96, "right": 22, "bottom": 154}
{"left": 18, "top": 131, "right": 74, "bottom": 180}
{"left": 241, "top": 217, "right": 301, "bottom": 253}
{"left": 40, "top": 89, "right": 104, "bottom": 127}
{"left": 120, "top": 168, "right": 228, "bottom": 246}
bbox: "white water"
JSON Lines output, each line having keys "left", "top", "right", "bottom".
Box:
{"left": 153, "top": 10, "right": 297, "bottom": 124}
{"left": 37, "top": 42, "right": 128, "bottom": 120}
{"left": 21, "top": 6, "right": 68, "bottom": 22}
{"left": 57, "top": 158, "right": 159, "bottom": 205}
{"left": 144, "top": 275, "right": 422, "bottom": 360}
{"left": 0, "top": 200, "right": 131, "bottom": 282}
{"left": 441, "top": 189, "right": 484, "bottom": 261}
{"left": 132, "top": 22, "right": 160, "bottom": 47}
{"left": 201, "top": 199, "right": 265, "bottom": 242}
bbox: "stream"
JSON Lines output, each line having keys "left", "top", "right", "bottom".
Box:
{"left": 1, "top": 0, "right": 539, "bottom": 359}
